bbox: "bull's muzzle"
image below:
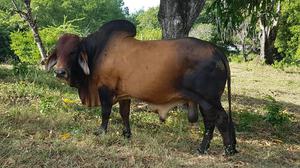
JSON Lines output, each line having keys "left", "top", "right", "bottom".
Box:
{"left": 54, "top": 69, "right": 68, "bottom": 79}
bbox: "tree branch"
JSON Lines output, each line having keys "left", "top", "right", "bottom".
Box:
{"left": 11, "top": 0, "right": 47, "bottom": 64}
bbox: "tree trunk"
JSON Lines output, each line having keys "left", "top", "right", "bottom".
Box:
{"left": 258, "top": 1, "right": 280, "bottom": 65}
{"left": 238, "top": 22, "right": 248, "bottom": 61}
{"left": 259, "top": 21, "right": 267, "bottom": 62}
{"left": 242, "top": 39, "right": 247, "bottom": 61}
{"left": 259, "top": 18, "right": 279, "bottom": 65}
{"left": 158, "top": 0, "right": 206, "bottom": 39}
{"left": 30, "top": 19, "right": 47, "bottom": 64}
{"left": 12, "top": 0, "right": 47, "bottom": 64}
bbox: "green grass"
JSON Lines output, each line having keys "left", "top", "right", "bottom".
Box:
{"left": 0, "top": 62, "right": 299, "bottom": 167}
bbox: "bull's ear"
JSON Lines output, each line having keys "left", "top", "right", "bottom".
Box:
{"left": 45, "top": 50, "right": 57, "bottom": 71}
{"left": 78, "top": 52, "right": 90, "bottom": 75}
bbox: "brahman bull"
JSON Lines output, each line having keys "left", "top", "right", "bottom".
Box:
{"left": 46, "top": 20, "right": 237, "bottom": 155}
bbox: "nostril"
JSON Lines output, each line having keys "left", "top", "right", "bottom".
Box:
{"left": 55, "top": 69, "right": 67, "bottom": 77}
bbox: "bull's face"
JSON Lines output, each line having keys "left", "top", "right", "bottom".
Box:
{"left": 45, "top": 34, "right": 90, "bottom": 87}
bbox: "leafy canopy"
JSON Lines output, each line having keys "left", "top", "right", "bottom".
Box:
{"left": 31, "top": 0, "right": 127, "bottom": 33}
{"left": 275, "top": 0, "right": 300, "bottom": 65}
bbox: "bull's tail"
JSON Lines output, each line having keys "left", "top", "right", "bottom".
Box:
{"left": 226, "top": 60, "right": 232, "bottom": 126}
{"left": 216, "top": 50, "right": 238, "bottom": 155}
{"left": 218, "top": 50, "right": 233, "bottom": 128}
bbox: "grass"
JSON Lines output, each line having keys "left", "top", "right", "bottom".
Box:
{"left": 0, "top": 62, "right": 299, "bottom": 167}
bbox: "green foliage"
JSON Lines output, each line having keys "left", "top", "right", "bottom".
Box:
{"left": 229, "top": 54, "right": 245, "bottom": 63}
{"left": 135, "top": 7, "right": 160, "bottom": 30}
{"left": 10, "top": 31, "right": 40, "bottom": 64}
{"left": 273, "top": 60, "right": 299, "bottom": 70}
{"left": 40, "top": 19, "right": 80, "bottom": 50}
{"left": 0, "top": 9, "right": 24, "bottom": 62}
{"left": 189, "top": 23, "right": 216, "bottom": 41}
{"left": 31, "top": 0, "right": 126, "bottom": 33}
{"left": 10, "top": 20, "right": 80, "bottom": 64}
{"left": 229, "top": 53, "right": 259, "bottom": 63}
{"left": 264, "top": 95, "right": 292, "bottom": 126}
{"left": 136, "top": 28, "right": 162, "bottom": 40}
{"left": 134, "top": 7, "right": 161, "bottom": 40}
{"left": 275, "top": 0, "right": 300, "bottom": 66}
{"left": 0, "top": 25, "right": 14, "bottom": 62}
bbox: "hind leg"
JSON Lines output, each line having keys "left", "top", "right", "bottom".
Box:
{"left": 215, "top": 104, "right": 238, "bottom": 155}
{"left": 181, "top": 90, "right": 216, "bottom": 154}
{"left": 197, "top": 105, "right": 217, "bottom": 154}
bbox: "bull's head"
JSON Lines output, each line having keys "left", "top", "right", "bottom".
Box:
{"left": 45, "top": 34, "right": 90, "bottom": 87}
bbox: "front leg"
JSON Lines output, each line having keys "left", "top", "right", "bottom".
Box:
{"left": 95, "top": 86, "right": 114, "bottom": 135}
{"left": 119, "top": 99, "right": 131, "bottom": 138}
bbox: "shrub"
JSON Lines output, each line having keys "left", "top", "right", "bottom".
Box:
{"left": 228, "top": 53, "right": 244, "bottom": 63}
{"left": 10, "top": 31, "right": 40, "bottom": 64}
{"left": 10, "top": 20, "right": 80, "bottom": 64}
{"left": 275, "top": 0, "right": 300, "bottom": 66}
{"left": 264, "top": 95, "right": 292, "bottom": 126}
{"left": 0, "top": 26, "right": 15, "bottom": 62}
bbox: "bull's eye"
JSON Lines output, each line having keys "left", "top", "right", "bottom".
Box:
{"left": 70, "top": 50, "right": 77, "bottom": 56}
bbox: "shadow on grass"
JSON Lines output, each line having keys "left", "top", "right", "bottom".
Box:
{"left": 233, "top": 94, "right": 300, "bottom": 115}
{"left": 231, "top": 94, "right": 300, "bottom": 145}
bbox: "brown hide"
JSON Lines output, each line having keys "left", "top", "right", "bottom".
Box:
{"left": 78, "top": 79, "right": 100, "bottom": 107}
{"left": 86, "top": 33, "right": 216, "bottom": 106}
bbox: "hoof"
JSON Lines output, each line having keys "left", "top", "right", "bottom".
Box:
{"left": 93, "top": 127, "right": 106, "bottom": 136}
{"left": 122, "top": 129, "right": 131, "bottom": 139}
{"left": 224, "top": 145, "right": 238, "bottom": 156}
{"left": 197, "top": 142, "right": 210, "bottom": 155}
{"left": 197, "top": 148, "right": 208, "bottom": 155}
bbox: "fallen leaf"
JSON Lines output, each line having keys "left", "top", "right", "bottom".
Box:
{"left": 62, "top": 98, "right": 77, "bottom": 104}
{"left": 60, "top": 133, "right": 71, "bottom": 140}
